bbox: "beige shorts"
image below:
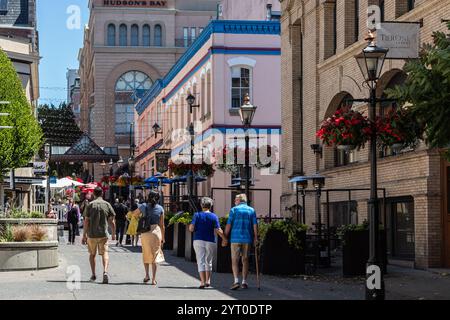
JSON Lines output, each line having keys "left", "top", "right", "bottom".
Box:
{"left": 87, "top": 237, "right": 108, "bottom": 257}
{"left": 231, "top": 243, "right": 251, "bottom": 259}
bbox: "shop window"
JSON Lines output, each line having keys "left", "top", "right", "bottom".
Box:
{"left": 0, "top": 0, "right": 7, "bottom": 11}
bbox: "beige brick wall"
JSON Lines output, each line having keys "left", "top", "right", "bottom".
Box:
{"left": 281, "top": 0, "right": 450, "bottom": 268}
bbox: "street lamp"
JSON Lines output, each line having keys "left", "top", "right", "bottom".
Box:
{"left": 310, "top": 172, "right": 328, "bottom": 267}
{"left": 289, "top": 176, "right": 308, "bottom": 223}
{"left": 100, "top": 160, "right": 107, "bottom": 177}
{"left": 186, "top": 93, "right": 199, "bottom": 201}
{"left": 239, "top": 94, "right": 257, "bottom": 205}
{"left": 186, "top": 93, "right": 199, "bottom": 114}
{"left": 153, "top": 122, "right": 163, "bottom": 138}
{"left": 355, "top": 31, "right": 388, "bottom": 301}
{"left": 44, "top": 143, "right": 51, "bottom": 213}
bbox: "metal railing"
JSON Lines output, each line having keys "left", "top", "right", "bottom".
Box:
{"left": 31, "top": 204, "right": 46, "bottom": 214}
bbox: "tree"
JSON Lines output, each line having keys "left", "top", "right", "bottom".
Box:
{"left": 37, "top": 102, "right": 83, "bottom": 146}
{"left": 387, "top": 22, "right": 450, "bottom": 159}
{"left": 0, "top": 49, "right": 43, "bottom": 176}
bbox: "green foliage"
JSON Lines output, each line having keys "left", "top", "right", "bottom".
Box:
{"left": 169, "top": 212, "right": 193, "bottom": 226}
{"left": 9, "top": 209, "right": 45, "bottom": 219}
{"left": 0, "top": 49, "right": 43, "bottom": 173}
{"left": 337, "top": 220, "right": 370, "bottom": 237}
{"left": 219, "top": 215, "right": 229, "bottom": 229}
{"left": 259, "top": 219, "right": 308, "bottom": 250}
{"left": 386, "top": 22, "right": 450, "bottom": 159}
{"left": 0, "top": 224, "right": 14, "bottom": 242}
{"left": 165, "top": 212, "right": 175, "bottom": 224}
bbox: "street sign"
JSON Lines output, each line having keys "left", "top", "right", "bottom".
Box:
{"left": 33, "top": 162, "right": 47, "bottom": 174}
{"left": 50, "top": 176, "right": 57, "bottom": 184}
{"left": 156, "top": 152, "right": 171, "bottom": 173}
{"left": 377, "top": 22, "right": 420, "bottom": 59}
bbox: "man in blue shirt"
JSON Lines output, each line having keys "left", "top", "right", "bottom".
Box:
{"left": 225, "top": 194, "right": 258, "bottom": 290}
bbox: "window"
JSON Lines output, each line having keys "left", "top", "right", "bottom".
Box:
{"left": 107, "top": 24, "right": 116, "bottom": 46}
{"left": 131, "top": 24, "right": 139, "bottom": 46}
{"left": 119, "top": 24, "right": 127, "bottom": 46}
{"left": 154, "top": 24, "right": 162, "bottom": 47}
{"left": 354, "top": 0, "right": 359, "bottom": 43}
{"left": 191, "top": 27, "right": 196, "bottom": 43}
{"left": 407, "top": 0, "right": 415, "bottom": 11}
{"left": 0, "top": 0, "right": 7, "bottom": 11}
{"left": 380, "top": 0, "right": 385, "bottom": 22}
{"left": 335, "top": 148, "right": 356, "bottom": 167}
{"left": 386, "top": 197, "right": 415, "bottom": 259}
{"left": 231, "top": 67, "right": 251, "bottom": 108}
{"left": 183, "top": 27, "right": 189, "bottom": 47}
{"left": 115, "top": 71, "right": 153, "bottom": 135}
{"left": 332, "top": 2, "right": 337, "bottom": 55}
{"left": 143, "top": 24, "right": 151, "bottom": 46}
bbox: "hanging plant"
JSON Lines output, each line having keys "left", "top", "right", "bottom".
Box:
{"left": 317, "top": 106, "right": 371, "bottom": 150}
{"left": 214, "top": 145, "right": 273, "bottom": 173}
{"left": 376, "top": 108, "right": 424, "bottom": 150}
{"left": 168, "top": 161, "right": 215, "bottom": 177}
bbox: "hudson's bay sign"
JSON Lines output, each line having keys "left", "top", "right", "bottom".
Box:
{"left": 103, "top": 0, "right": 167, "bottom": 7}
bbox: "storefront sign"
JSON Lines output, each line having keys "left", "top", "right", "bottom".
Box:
{"left": 377, "top": 22, "right": 420, "bottom": 59}
{"left": 33, "top": 162, "right": 47, "bottom": 174}
{"left": 156, "top": 152, "right": 171, "bottom": 173}
{"left": 103, "top": 0, "right": 167, "bottom": 8}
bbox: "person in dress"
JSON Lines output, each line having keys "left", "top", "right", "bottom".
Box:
{"left": 128, "top": 191, "right": 165, "bottom": 285}
{"left": 126, "top": 205, "right": 139, "bottom": 247}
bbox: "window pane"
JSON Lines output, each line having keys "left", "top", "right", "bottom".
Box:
{"left": 232, "top": 77, "right": 240, "bottom": 88}
{"left": 241, "top": 68, "right": 250, "bottom": 78}
{"left": 143, "top": 25, "right": 150, "bottom": 46}
{"left": 119, "top": 24, "right": 127, "bottom": 46}
{"left": 107, "top": 24, "right": 116, "bottom": 46}
{"left": 231, "top": 67, "right": 240, "bottom": 78}
{"left": 0, "top": 0, "right": 7, "bottom": 11}
{"left": 191, "top": 27, "right": 196, "bottom": 42}
{"left": 131, "top": 24, "right": 139, "bottom": 46}
{"left": 241, "top": 77, "right": 250, "bottom": 88}
{"left": 155, "top": 25, "right": 162, "bottom": 47}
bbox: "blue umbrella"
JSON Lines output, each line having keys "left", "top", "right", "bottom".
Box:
{"left": 173, "top": 175, "right": 207, "bottom": 183}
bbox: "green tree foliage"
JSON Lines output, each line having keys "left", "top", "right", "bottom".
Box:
{"left": 387, "top": 22, "right": 450, "bottom": 159}
{"left": 37, "top": 102, "right": 82, "bottom": 146}
{"left": 0, "top": 49, "right": 43, "bottom": 174}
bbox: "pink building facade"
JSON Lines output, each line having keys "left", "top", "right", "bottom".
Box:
{"left": 134, "top": 0, "right": 282, "bottom": 218}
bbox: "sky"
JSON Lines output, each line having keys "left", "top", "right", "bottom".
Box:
{"left": 37, "top": 0, "right": 89, "bottom": 106}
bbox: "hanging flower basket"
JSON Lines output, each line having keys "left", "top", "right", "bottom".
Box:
{"left": 131, "top": 176, "right": 144, "bottom": 186}
{"left": 317, "top": 106, "right": 371, "bottom": 150}
{"left": 214, "top": 145, "right": 274, "bottom": 174}
{"left": 168, "top": 161, "right": 215, "bottom": 178}
{"left": 376, "top": 108, "right": 424, "bottom": 150}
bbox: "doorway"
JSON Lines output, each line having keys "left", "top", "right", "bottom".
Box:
{"left": 386, "top": 197, "right": 415, "bottom": 260}
{"left": 443, "top": 162, "right": 450, "bottom": 267}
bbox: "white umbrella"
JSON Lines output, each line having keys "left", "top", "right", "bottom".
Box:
{"left": 42, "top": 178, "right": 85, "bottom": 188}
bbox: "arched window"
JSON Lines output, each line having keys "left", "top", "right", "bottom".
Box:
{"left": 231, "top": 67, "right": 251, "bottom": 108}
{"left": 131, "top": 24, "right": 139, "bottom": 46}
{"left": 154, "top": 24, "right": 162, "bottom": 47}
{"left": 115, "top": 71, "right": 153, "bottom": 135}
{"left": 143, "top": 24, "right": 151, "bottom": 46}
{"left": 107, "top": 24, "right": 116, "bottom": 46}
{"left": 119, "top": 24, "right": 127, "bottom": 46}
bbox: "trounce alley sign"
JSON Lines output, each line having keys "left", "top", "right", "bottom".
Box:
{"left": 377, "top": 22, "right": 420, "bottom": 59}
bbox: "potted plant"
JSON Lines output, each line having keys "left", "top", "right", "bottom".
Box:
{"left": 339, "top": 221, "right": 387, "bottom": 277}
{"left": 259, "top": 220, "right": 308, "bottom": 275}
{"left": 214, "top": 216, "right": 232, "bottom": 273}
{"left": 163, "top": 212, "right": 175, "bottom": 250}
{"left": 316, "top": 106, "right": 371, "bottom": 151}
{"left": 169, "top": 212, "right": 192, "bottom": 258}
{"left": 376, "top": 108, "right": 424, "bottom": 151}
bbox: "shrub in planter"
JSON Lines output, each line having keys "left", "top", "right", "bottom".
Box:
{"left": 169, "top": 212, "right": 193, "bottom": 257}
{"left": 0, "top": 224, "right": 47, "bottom": 242}
{"left": 214, "top": 216, "right": 232, "bottom": 273}
{"left": 259, "top": 220, "right": 308, "bottom": 275}
{"left": 339, "top": 221, "right": 387, "bottom": 277}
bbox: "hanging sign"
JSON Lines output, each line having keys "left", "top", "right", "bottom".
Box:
{"left": 33, "top": 162, "right": 47, "bottom": 175}
{"left": 377, "top": 22, "right": 420, "bottom": 59}
{"left": 156, "top": 152, "right": 171, "bottom": 173}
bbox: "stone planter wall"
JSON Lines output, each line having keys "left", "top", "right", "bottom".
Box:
{"left": 185, "top": 228, "right": 196, "bottom": 262}
{"left": 0, "top": 241, "right": 59, "bottom": 271}
{"left": 0, "top": 219, "right": 58, "bottom": 242}
{"left": 172, "top": 223, "right": 186, "bottom": 257}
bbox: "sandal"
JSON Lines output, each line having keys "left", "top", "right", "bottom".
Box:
{"left": 230, "top": 283, "right": 240, "bottom": 290}
{"left": 143, "top": 278, "right": 150, "bottom": 284}
{"left": 151, "top": 280, "right": 157, "bottom": 286}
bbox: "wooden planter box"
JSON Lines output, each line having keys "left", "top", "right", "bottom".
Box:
{"left": 261, "top": 229, "right": 306, "bottom": 275}
{"left": 172, "top": 223, "right": 186, "bottom": 257}
{"left": 184, "top": 228, "right": 196, "bottom": 262}
{"left": 214, "top": 237, "right": 232, "bottom": 273}
{"left": 342, "top": 230, "right": 387, "bottom": 277}
{"left": 164, "top": 223, "right": 174, "bottom": 251}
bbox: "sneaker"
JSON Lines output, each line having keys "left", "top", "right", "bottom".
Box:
{"left": 230, "top": 283, "right": 240, "bottom": 290}
{"left": 89, "top": 275, "right": 96, "bottom": 282}
{"left": 241, "top": 283, "right": 249, "bottom": 289}
{"left": 102, "top": 273, "right": 109, "bottom": 284}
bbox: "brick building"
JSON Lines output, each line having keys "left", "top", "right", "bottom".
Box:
{"left": 78, "top": 0, "right": 217, "bottom": 176}
{"left": 280, "top": 0, "right": 450, "bottom": 268}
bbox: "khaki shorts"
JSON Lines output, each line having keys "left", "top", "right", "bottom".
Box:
{"left": 231, "top": 243, "right": 251, "bottom": 259}
{"left": 87, "top": 237, "right": 108, "bottom": 257}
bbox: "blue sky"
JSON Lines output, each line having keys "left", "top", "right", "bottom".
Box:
{"left": 37, "top": 0, "right": 88, "bottom": 105}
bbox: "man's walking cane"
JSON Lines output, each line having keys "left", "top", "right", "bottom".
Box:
{"left": 255, "top": 242, "right": 261, "bottom": 291}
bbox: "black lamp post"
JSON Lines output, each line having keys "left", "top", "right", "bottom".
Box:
{"left": 239, "top": 94, "right": 257, "bottom": 205}
{"left": 44, "top": 143, "right": 51, "bottom": 211}
{"left": 186, "top": 93, "right": 200, "bottom": 201}
{"left": 100, "top": 160, "right": 107, "bottom": 177}
{"left": 355, "top": 31, "right": 388, "bottom": 301}
{"left": 153, "top": 122, "right": 163, "bottom": 138}
{"left": 297, "top": 178, "right": 308, "bottom": 224}
{"left": 311, "top": 172, "right": 327, "bottom": 267}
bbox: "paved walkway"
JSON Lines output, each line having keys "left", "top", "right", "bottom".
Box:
{"left": 0, "top": 235, "right": 450, "bottom": 300}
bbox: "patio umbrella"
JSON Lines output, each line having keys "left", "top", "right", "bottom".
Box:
{"left": 41, "top": 177, "right": 85, "bottom": 188}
